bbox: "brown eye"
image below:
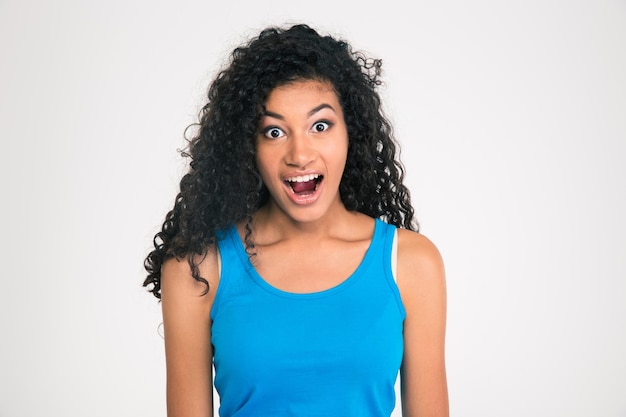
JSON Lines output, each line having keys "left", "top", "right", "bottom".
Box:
{"left": 263, "top": 127, "right": 284, "bottom": 139}
{"left": 312, "top": 121, "right": 330, "bottom": 132}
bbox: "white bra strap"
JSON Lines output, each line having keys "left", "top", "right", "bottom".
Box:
{"left": 391, "top": 228, "right": 398, "bottom": 282}
{"left": 216, "top": 246, "right": 222, "bottom": 277}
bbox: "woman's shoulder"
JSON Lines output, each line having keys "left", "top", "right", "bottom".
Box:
{"left": 396, "top": 226, "right": 441, "bottom": 256}
{"left": 394, "top": 228, "right": 449, "bottom": 415}
{"left": 395, "top": 228, "right": 446, "bottom": 291}
{"left": 162, "top": 249, "right": 220, "bottom": 281}
{"left": 161, "top": 249, "right": 221, "bottom": 314}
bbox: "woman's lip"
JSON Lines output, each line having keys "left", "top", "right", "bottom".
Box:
{"left": 282, "top": 175, "right": 324, "bottom": 205}
{"left": 281, "top": 171, "right": 323, "bottom": 181}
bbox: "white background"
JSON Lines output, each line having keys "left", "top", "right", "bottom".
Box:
{"left": 1, "top": 0, "right": 625, "bottom": 416}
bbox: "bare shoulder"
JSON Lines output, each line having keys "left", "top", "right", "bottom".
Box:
{"left": 396, "top": 229, "right": 445, "bottom": 291}
{"left": 395, "top": 228, "right": 447, "bottom": 315}
{"left": 161, "top": 250, "right": 219, "bottom": 416}
{"left": 161, "top": 248, "right": 220, "bottom": 317}
{"left": 396, "top": 229, "right": 449, "bottom": 416}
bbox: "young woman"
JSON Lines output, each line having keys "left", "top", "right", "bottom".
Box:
{"left": 144, "top": 24, "right": 448, "bottom": 417}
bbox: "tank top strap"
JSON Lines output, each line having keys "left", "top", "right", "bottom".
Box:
{"left": 368, "top": 219, "right": 394, "bottom": 276}
{"left": 211, "top": 225, "right": 246, "bottom": 320}
{"left": 372, "top": 219, "right": 405, "bottom": 315}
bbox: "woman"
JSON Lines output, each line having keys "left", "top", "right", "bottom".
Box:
{"left": 144, "top": 24, "right": 448, "bottom": 417}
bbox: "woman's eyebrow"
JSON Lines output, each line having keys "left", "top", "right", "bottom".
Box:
{"left": 308, "top": 103, "right": 335, "bottom": 117}
{"left": 261, "top": 110, "right": 284, "bottom": 120}
{"left": 261, "top": 103, "right": 336, "bottom": 121}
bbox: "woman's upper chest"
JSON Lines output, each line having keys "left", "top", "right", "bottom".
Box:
{"left": 252, "top": 235, "right": 371, "bottom": 293}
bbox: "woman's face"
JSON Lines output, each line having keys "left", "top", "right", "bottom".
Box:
{"left": 255, "top": 79, "right": 349, "bottom": 224}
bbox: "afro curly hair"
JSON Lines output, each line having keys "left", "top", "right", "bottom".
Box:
{"left": 144, "top": 24, "right": 417, "bottom": 299}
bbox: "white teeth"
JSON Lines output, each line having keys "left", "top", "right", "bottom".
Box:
{"left": 286, "top": 174, "right": 320, "bottom": 183}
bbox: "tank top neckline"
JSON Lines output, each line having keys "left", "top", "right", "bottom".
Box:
{"left": 226, "top": 218, "right": 386, "bottom": 299}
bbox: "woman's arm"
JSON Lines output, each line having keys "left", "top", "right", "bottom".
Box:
{"left": 160, "top": 251, "right": 219, "bottom": 417}
{"left": 396, "top": 229, "right": 449, "bottom": 417}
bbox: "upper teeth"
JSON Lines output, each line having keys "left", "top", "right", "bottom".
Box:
{"left": 286, "top": 174, "right": 320, "bottom": 183}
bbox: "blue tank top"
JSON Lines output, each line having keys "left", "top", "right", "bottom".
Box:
{"left": 211, "top": 219, "right": 406, "bottom": 417}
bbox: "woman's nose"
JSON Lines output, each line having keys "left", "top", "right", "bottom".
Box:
{"left": 285, "top": 132, "right": 316, "bottom": 168}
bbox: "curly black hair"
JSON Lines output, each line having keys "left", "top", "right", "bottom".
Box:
{"left": 144, "top": 24, "right": 417, "bottom": 299}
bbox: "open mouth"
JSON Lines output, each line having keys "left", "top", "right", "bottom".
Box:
{"left": 284, "top": 174, "right": 323, "bottom": 194}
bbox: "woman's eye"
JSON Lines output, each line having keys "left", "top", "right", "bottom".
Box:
{"left": 263, "top": 127, "right": 284, "bottom": 139}
{"left": 312, "top": 121, "right": 330, "bottom": 132}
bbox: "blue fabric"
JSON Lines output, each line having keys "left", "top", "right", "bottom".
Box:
{"left": 211, "top": 219, "right": 405, "bottom": 417}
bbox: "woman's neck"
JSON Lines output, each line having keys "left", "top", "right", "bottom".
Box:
{"left": 249, "top": 201, "right": 366, "bottom": 243}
